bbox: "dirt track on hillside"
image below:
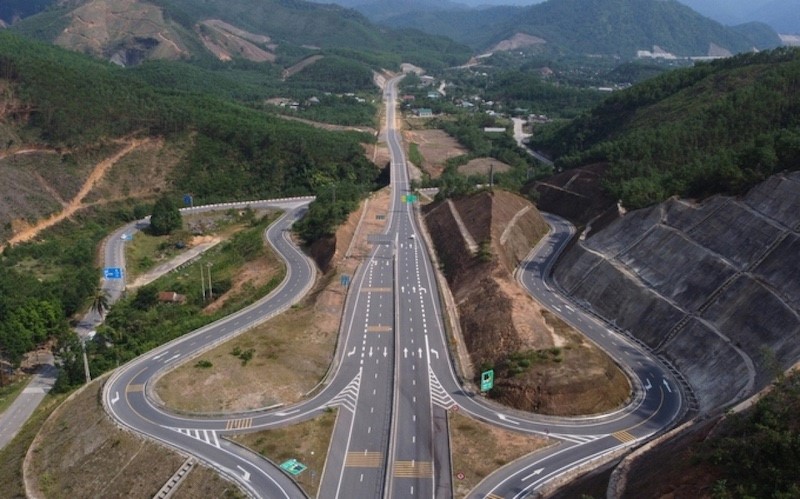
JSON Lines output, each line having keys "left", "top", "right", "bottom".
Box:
{"left": 3, "top": 138, "right": 151, "bottom": 249}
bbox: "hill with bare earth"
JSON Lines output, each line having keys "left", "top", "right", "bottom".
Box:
{"left": 9, "top": 0, "right": 471, "bottom": 69}
{"left": 422, "top": 189, "right": 630, "bottom": 415}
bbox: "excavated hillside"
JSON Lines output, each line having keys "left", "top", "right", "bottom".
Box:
{"left": 554, "top": 172, "right": 800, "bottom": 414}
{"left": 423, "top": 189, "right": 630, "bottom": 415}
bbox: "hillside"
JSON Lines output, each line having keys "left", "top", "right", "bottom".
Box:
{"left": 554, "top": 172, "right": 800, "bottom": 414}
{"left": 532, "top": 47, "right": 800, "bottom": 217}
{"left": 422, "top": 190, "right": 630, "bottom": 415}
{"left": 0, "top": 31, "right": 386, "bottom": 376}
{"left": 9, "top": 0, "right": 470, "bottom": 69}
{"left": 382, "top": 0, "right": 781, "bottom": 55}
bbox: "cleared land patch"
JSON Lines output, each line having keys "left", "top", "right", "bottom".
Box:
{"left": 403, "top": 129, "right": 467, "bottom": 179}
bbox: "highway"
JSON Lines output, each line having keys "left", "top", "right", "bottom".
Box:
{"left": 100, "top": 75, "right": 688, "bottom": 498}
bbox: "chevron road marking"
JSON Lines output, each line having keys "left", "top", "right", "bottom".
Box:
{"left": 173, "top": 427, "right": 221, "bottom": 448}
{"left": 428, "top": 366, "right": 456, "bottom": 410}
{"left": 328, "top": 369, "right": 362, "bottom": 414}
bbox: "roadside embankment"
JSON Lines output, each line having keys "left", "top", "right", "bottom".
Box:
{"left": 553, "top": 172, "right": 800, "bottom": 413}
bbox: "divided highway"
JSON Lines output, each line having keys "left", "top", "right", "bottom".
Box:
{"left": 101, "top": 75, "right": 687, "bottom": 498}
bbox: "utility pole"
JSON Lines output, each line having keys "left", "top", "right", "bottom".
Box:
{"left": 207, "top": 263, "right": 214, "bottom": 301}
{"left": 200, "top": 265, "right": 206, "bottom": 301}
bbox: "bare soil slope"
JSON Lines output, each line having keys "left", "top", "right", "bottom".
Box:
{"left": 423, "top": 189, "right": 630, "bottom": 415}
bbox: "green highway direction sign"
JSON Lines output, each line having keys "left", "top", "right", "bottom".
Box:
{"left": 402, "top": 194, "right": 418, "bottom": 204}
{"left": 480, "top": 369, "right": 494, "bottom": 392}
{"left": 280, "top": 458, "right": 307, "bottom": 476}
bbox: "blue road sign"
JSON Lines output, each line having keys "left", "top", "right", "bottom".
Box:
{"left": 103, "top": 267, "right": 123, "bottom": 279}
{"left": 120, "top": 233, "right": 132, "bottom": 241}
{"left": 183, "top": 194, "right": 193, "bottom": 206}
{"left": 340, "top": 275, "right": 351, "bottom": 287}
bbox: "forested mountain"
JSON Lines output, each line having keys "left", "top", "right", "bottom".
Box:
{"left": 678, "top": 0, "right": 800, "bottom": 34}
{"left": 8, "top": 0, "right": 469, "bottom": 69}
{"left": 382, "top": 0, "right": 782, "bottom": 56}
{"left": 531, "top": 48, "right": 800, "bottom": 210}
{"left": 0, "top": 31, "right": 389, "bottom": 364}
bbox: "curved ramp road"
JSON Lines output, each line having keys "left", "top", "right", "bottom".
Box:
{"left": 100, "top": 76, "right": 687, "bottom": 498}
{"left": 104, "top": 202, "right": 319, "bottom": 498}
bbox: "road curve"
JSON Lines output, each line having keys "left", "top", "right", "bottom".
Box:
{"left": 103, "top": 201, "right": 318, "bottom": 498}
{"left": 96, "top": 75, "right": 690, "bottom": 499}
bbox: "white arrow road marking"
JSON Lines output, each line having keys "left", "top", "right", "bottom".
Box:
{"left": 275, "top": 409, "right": 299, "bottom": 417}
{"left": 663, "top": 379, "right": 672, "bottom": 393}
{"left": 152, "top": 351, "right": 168, "bottom": 360}
{"left": 497, "top": 413, "right": 520, "bottom": 425}
{"left": 383, "top": 347, "right": 388, "bottom": 357}
{"left": 404, "top": 348, "right": 408, "bottom": 359}
{"left": 111, "top": 391, "right": 119, "bottom": 404}
{"left": 522, "top": 468, "right": 545, "bottom": 481}
{"left": 369, "top": 347, "right": 373, "bottom": 358}
{"left": 347, "top": 347, "right": 356, "bottom": 357}
{"left": 164, "top": 354, "right": 181, "bottom": 363}
{"left": 644, "top": 378, "right": 652, "bottom": 391}
{"left": 420, "top": 287, "right": 427, "bottom": 294}
{"left": 237, "top": 466, "right": 251, "bottom": 482}
{"left": 417, "top": 348, "right": 422, "bottom": 358}
{"left": 401, "top": 286, "right": 405, "bottom": 293}
{"left": 430, "top": 348, "right": 439, "bottom": 359}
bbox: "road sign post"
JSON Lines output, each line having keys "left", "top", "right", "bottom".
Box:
{"left": 480, "top": 369, "right": 494, "bottom": 392}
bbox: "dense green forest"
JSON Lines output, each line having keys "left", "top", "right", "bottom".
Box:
{"left": 532, "top": 48, "right": 800, "bottom": 209}
{"left": 0, "top": 32, "right": 386, "bottom": 383}
{"left": 700, "top": 372, "right": 800, "bottom": 497}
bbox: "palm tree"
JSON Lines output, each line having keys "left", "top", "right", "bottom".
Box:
{"left": 89, "top": 287, "right": 110, "bottom": 317}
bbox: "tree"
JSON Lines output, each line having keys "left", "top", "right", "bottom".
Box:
{"left": 88, "top": 287, "right": 110, "bottom": 317}
{"left": 149, "top": 196, "right": 182, "bottom": 236}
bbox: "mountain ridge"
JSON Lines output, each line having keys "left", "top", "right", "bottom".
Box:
{"left": 380, "top": 0, "right": 781, "bottom": 56}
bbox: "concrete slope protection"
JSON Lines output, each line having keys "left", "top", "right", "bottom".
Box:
{"left": 554, "top": 172, "right": 800, "bottom": 414}
{"left": 99, "top": 76, "right": 687, "bottom": 498}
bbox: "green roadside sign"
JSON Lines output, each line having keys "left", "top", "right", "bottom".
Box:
{"left": 402, "top": 194, "right": 418, "bottom": 204}
{"left": 480, "top": 369, "right": 494, "bottom": 392}
{"left": 280, "top": 459, "right": 307, "bottom": 476}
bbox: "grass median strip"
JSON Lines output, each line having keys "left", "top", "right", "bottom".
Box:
{"left": 449, "top": 411, "right": 552, "bottom": 498}
{"left": 230, "top": 409, "right": 336, "bottom": 498}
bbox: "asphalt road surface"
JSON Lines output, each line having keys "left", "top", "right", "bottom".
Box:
{"left": 100, "top": 77, "right": 688, "bottom": 498}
